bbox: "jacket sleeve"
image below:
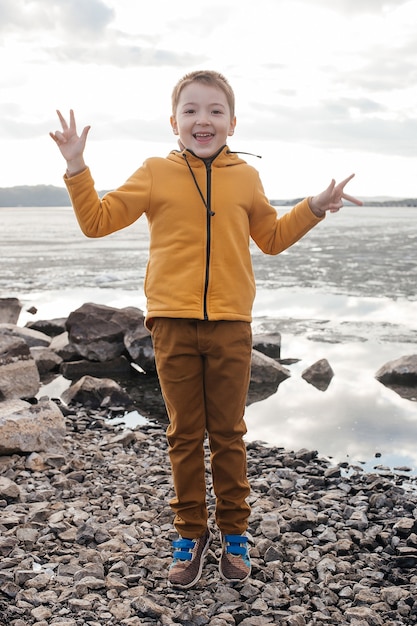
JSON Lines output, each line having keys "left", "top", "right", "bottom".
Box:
{"left": 64, "top": 164, "right": 151, "bottom": 238}
{"left": 249, "top": 172, "right": 324, "bottom": 255}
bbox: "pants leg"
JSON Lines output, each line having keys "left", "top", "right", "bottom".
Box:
{"left": 151, "top": 319, "right": 208, "bottom": 538}
{"left": 201, "top": 321, "right": 252, "bottom": 534}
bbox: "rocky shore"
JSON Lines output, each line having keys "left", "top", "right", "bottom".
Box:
{"left": 1, "top": 404, "right": 417, "bottom": 626}
{"left": 2, "top": 298, "right": 417, "bottom": 624}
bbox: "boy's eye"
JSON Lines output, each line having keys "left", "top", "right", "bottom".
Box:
{"left": 184, "top": 109, "right": 195, "bottom": 114}
{"left": 212, "top": 109, "right": 223, "bottom": 115}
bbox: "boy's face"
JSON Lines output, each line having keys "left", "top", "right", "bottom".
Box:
{"left": 170, "top": 82, "right": 236, "bottom": 158}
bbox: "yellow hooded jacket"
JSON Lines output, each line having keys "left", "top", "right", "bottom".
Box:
{"left": 64, "top": 146, "right": 323, "bottom": 327}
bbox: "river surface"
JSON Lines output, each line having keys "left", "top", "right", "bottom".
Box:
{"left": 1, "top": 205, "right": 416, "bottom": 472}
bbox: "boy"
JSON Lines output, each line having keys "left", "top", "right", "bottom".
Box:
{"left": 50, "top": 70, "right": 362, "bottom": 589}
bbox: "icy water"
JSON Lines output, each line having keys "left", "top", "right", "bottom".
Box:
{"left": 1, "top": 205, "right": 416, "bottom": 472}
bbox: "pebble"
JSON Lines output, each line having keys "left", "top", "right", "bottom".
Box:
{"left": 1, "top": 408, "right": 417, "bottom": 625}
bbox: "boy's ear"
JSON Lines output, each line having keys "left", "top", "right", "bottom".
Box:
{"left": 228, "top": 116, "right": 237, "bottom": 136}
{"left": 170, "top": 115, "right": 179, "bottom": 135}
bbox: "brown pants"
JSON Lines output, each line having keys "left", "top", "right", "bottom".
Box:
{"left": 150, "top": 318, "right": 252, "bottom": 538}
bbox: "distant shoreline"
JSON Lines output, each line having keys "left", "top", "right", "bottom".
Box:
{"left": 1, "top": 184, "right": 416, "bottom": 208}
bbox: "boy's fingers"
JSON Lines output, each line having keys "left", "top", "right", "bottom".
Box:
{"left": 342, "top": 192, "right": 363, "bottom": 206}
{"left": 56, "top": 110, "right": 68, "bottom": 129}
{"left": 69, "top": 109, "right": 76, "bottom": 130}
{"left": 338, "top": 173, "right": 355, "bottom": 190}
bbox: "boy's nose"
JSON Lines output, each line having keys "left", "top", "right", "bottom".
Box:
{"left": 196, "top": 114, "right": 210, "bottom": 125}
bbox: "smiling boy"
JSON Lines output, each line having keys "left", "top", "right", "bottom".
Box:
{"left": 170, "top": 77, "right": 236, "bottom": 156}
{"left": 51, "top": 70, "right": 362, "bottom": 589}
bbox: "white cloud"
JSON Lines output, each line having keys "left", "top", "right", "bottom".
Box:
{"left": 1, "top": 0, "right": 417, "bottom": 197}
{"left": 0, "top": 0, "right": 114, "bottom": 35}
{"left": 310, "top": 0, "right": 411, "bottom": 14}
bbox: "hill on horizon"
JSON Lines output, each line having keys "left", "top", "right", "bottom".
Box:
{"left": 0, "top": 184, "right": 106, "bottom": 207}
{"left": 0, "top": 184, "right": 416, "bottom": 208}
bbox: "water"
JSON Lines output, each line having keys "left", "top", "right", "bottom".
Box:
{"left": 1, "top": 205, "right": 416, "bottom": 472}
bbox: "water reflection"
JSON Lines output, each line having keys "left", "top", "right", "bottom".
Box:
{"left": 245, "top": 334, "right": 417, "bottom": 472}
{"left": 39, "top": 323, "right": 417, "bottom": 472}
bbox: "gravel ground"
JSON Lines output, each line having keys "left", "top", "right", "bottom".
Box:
{"left": 1, "top": 406, "right": 417, "bottom": 625}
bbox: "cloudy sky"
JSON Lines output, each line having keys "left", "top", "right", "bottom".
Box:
{"left": 1, "top": 0, "right": 417, "bottom": 198}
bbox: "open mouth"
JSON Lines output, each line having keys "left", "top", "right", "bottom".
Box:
{"left": 193, "top": 132, "right": 214, "bottom": 143}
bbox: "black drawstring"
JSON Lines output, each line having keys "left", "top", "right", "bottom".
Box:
{"left": 227, "top": 149, "right": 262, "bottom": 159}
{"left": 182, "top": 147, "right": 262, "bottom": 216}
{"left": 183, "top": 153, "right": 215, "bottom": 216}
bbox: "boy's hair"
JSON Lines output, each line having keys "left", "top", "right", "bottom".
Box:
{"left": 171, "top": 70, "right": 235, "bottom": 118}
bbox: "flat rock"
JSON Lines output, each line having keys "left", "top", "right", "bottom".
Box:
{"left": 0, "top": 398, "right": 65, "bottom": 454}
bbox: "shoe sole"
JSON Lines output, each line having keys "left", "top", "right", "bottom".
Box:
{"left": 218, "top": 565, "right": 251, "bottom": 584}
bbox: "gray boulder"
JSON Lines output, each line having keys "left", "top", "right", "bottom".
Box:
{"left": 252, "top": 332, "right": 282, "bottom": 359}
{"left": 0, "top": 398, "right": 65, "bottom": 455}
{"left": 60, "top": 356, "right": 132, "bottom": 380}
{"left": 302, "top": 358, "right": 334, "bottom": 391}
{"left": 0, "top": 334, "right": 40, "bottom": 400}
{"left": 65, "top": 302, "right": 146, "bottom": 363}
{"left": 50, "top": 331, "right": 80, "bottom": 361}
{"left": 124, "top": 329, "right": 155, "bottom": 373}
{"left": 61, "top": 375, "right": 134, "bottom": 409}
{"left": 250, "top": 349, "right": 291, "bottom": 385}
{"left": 375, "top": 354, "right": 417, "bottom": 400}
{"left": 30, "top": 346, "right": 63, "bottom": 375}
{"left": 25, "top": 317, "right": 67, "bottom": 337}
{"left": 376, "top": 354, "right": 417, "bottom": 386}
{"left": 0, "top": 324, "right": 51, "bottom": 348}
{"left": 0, "top": 297, "right": 22, "bottom": 324}
{"left": 248, "top": 349, "right": 291, "bottom": 404}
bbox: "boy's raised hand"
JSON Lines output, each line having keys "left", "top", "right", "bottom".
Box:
{"left": 50, "top": 109, "right": 90, "bottom": 175}
{"left": 309, "top": 174, "right": 363, "bottom": 217}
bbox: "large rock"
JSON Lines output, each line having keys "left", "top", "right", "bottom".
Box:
{"left": 0, "top": 297, "right": 22, "bottom": 324}
{"left": 124, "top": 330, "right": 155, "bottom": 373}
{"left": 60, "top": 356, "right": 132, "bottom": 380}
{"left": 302, "top": 358, "right": 334, "bottom": 391}
{"left": 375, "top": 354, "right": 417, "bottom": 400}
{"left": 65, "top": 303, "right": 146, "bottom": 363}
{"left": 0, "top": 398, "right": 65, "bottom": 455}
{"left": 61, "top": 375, "right": 134, "bottom": 409}
{"left": 252, "top": 333, "right": 281, "bottom": 359}
{"left": 0, "top": 324, "right": 51, "bottom": 348}
{"left": 376, "top": 354, "right": 417, "bottom": 387}
{"left": 30, "top": 346, "right": 63, "bottom": 376}
{"left": 50, "top": 331, "right": 80, "bottom": 361}
{"left": 0, "top": 334, "right": 40, "bottom": 400}
{"left": 25, "top": 317, "right": 67, "bottom": 337}
{"left": 250, "top": 349, "right": 291, "bottom": 385}
{"left": 248, "top": 349, "right": 291, "bottom": 405}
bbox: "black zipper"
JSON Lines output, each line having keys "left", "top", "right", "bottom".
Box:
{"left": 203, "top": 161, "right": 212, "bottom": 320}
